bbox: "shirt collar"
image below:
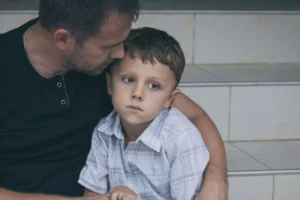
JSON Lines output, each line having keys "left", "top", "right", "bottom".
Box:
{"left": 97, "top": 109, "right": 170, "bottom": 152}
{"left": 96, "top": 110, "right": 124, "bottom": 140}
{"left": 136, "top": 109, "right": 170, "bottom": 152}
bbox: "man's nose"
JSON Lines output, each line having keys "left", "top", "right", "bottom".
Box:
{"left": 110, "top": 43, "right": 125, "bottom": 59}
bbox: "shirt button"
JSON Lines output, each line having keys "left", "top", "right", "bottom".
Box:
{"left": 61, "top": 99, "right": 66, "bottom": 105}
{"left": 57, "top": 82, "right": 62, "bottom": 87}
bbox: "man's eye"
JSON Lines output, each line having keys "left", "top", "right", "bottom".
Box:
{"left": 148, "top": 82, "right": 160, "bottom": 90}
{"left": 123, "top": 77, "right": 134, "bottom": 83}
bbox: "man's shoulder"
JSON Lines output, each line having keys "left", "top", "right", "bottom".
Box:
{"left": 0, "top": 18, "right": 38, "bottom": 51}
{"left": 0, "top": 31, "right": 11, "bottom": 53}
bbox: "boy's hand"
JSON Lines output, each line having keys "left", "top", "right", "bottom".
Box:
{"left": 109, "top": 186, "right": 141, "bottom": 200}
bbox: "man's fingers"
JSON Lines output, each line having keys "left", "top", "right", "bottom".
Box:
{"left": 110, "top": 191, "right": 121, "bottom": 200}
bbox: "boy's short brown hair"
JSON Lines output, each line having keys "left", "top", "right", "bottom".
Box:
{"left": 109, "top": 27, "right": 185, "bottom": 87}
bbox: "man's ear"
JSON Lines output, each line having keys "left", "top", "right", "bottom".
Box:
{"left": 105, "top": 72, "right": 112, "bottom": 95}
{"left": 164, "top": 88, "right": 180, "bottom": 108}
{"left": 53, "top": 28, "right": 76, "bottom": 52}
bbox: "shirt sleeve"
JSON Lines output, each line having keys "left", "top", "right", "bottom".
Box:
{"left": 166, "top": 125, "right": 210, "bottom": 200}
{"left": 78, "top": 128, "right": 109, "bottom": 194}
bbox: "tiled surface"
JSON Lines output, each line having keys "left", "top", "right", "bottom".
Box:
{"left": 132, "top": 14, "right": 194, "bottom": 63}
{"left": 197, "top": 64, "right": 300, "bottom": 83}
{"left": 179, "top": 87, "right": 230, "bottom": 141}
{"left": 274, "top": 174, "right": 300, "bottom": 200}
{"left": 180, "top": 65, "right": 225, "bottom": 84}
{"left": 0, "top": 13, "right": 36, "bottom": 33}
{"left": 228, "top": 176, "right": 273, "bottom": 200}
{"left": 225, "top": 143, "right": 269, "bottom": 172}
{"left": 230, "top": 86, "right": 300, "bottom": 140}
{"left": 194, "top": 14, "right": 300, "bottom": 64}
{"left": 232, "top": 140, "right": 300, "bottom": 170}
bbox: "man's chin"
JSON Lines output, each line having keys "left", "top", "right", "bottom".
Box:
{"left": 85, "top": 67, "right": 107, "bottom": 76}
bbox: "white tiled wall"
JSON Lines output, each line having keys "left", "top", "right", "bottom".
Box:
{"left": 132, "top": 14, "right": 194, "bottom": 64}
{"left": 228, "top": 176, "right": 273, "bottom": 200}
{"left": 194, "top": 14, "right": 300, "bottom": 64}
{"left": 274, "top": 174, "right": 300, "bottom": 200}
{"left": 1, "top": 13, "right": 300, "bottom": 64}
{"left": 0, "top": 13, "right": 37, "bottom": 33}
{"left": 229, "top": 174, "right": 300, "bottom": 200}
{"left": 230, "top": 86, "right": 300, "bottom": 141}
{"left": 180, "top": 87, "right": 230, "bottom": 141}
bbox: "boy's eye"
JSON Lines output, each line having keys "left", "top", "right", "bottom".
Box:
{"left": 148, "top": 82, "right": 160, "bottom": 90}
{"left": 123, "top": 77, "right": 134, "bottom": 83}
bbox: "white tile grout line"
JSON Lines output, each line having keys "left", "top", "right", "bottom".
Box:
{"left": 191, "top": 14, "right": 196, "bottom": 65}
{"left": 272, "top": 175, "right": 275, "bottom": 200}
{"left": 179, "top": 81, "right": 300, "bottom": 87}
{"left": 228, "top": 169, "right": 300, "bottom": 176}
{"left": 229, "top": 142, "right": 271, "bottom": 169}
{"left": 227, "top": 87, "right": 232, "bottom": 141}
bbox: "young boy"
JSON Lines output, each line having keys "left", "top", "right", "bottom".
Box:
{"left": 78, "top": 27, "right": 209, "bottom": 200}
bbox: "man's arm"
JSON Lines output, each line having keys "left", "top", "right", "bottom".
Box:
{"left": 0, "top": 188, "right": 83, "bottom": 200}
{"left": 172, "top": 92, "right": 228, "bottom": 200}
{"left": 0, "top": 188, "right": 112, "bottom": 200}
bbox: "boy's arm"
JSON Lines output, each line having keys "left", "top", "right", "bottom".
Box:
{"left": 172, "top": 92, "right": 228, "bottom": 200}
{"left": 78, "top": 129, "right": 109, "bottom": 195}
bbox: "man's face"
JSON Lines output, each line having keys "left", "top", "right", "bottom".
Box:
{"left": 65, "top": 13, "right": 132, "bottom": 76}
{"left": 107, "top": 53, "right": 178, "bottom": 127}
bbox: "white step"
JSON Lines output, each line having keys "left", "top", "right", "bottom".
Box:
{"left": 226, "top": 140, "right": 300, "bottom": 200}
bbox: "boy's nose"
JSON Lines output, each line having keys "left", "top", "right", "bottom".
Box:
{"left": 131, "top": 86, "right": 144, "bottom": 101}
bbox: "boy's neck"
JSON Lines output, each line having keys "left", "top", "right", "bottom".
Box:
{"left": 120, "top": 120, "right": 151, "bottom": 148}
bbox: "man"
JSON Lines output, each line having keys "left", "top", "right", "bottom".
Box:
{"left": 0, "top": 0, "right": 227, "bottom": 200}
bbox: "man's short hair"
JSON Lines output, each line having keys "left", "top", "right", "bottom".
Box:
{"left": 39, "top": 0, "right": 139, "bottom": 40}
{"left": 121, "top": 27, "right": 186, "bottom": 87}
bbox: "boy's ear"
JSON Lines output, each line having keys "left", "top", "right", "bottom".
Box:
{"left": 163, "top": 88, "right": 180, "bottom": 108}
{"left": 105, "top": 72, "right": 112, "bottom": 95}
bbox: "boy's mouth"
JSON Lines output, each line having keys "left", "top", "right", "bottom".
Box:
{"left": 126, "top": 105, "right": 143, "bottom": 111}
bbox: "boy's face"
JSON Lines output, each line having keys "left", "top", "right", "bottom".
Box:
{"left": 106, "top": 53, "right": 179, "bottom": 126}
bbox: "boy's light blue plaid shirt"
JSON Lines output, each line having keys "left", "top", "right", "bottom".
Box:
{"left": 78, "top": 107, "right": 209, "bottom": 200}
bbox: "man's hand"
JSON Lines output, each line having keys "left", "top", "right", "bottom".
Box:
{"left": 108, "top": 186, "right": 140, "bottom": 200}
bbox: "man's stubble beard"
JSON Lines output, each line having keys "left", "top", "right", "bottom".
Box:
{"left": 63, "top": 46, "right": 105, "bottom": 76}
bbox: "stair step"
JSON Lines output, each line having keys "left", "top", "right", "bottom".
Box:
{"left": 180, "top": 64, "right": 300, "bottom": 87}
{"left": 226, "top": 140, "right": 300, "bottom": 200}
{"left": 226, "top": 140, "right": 300, "bottom": 176}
